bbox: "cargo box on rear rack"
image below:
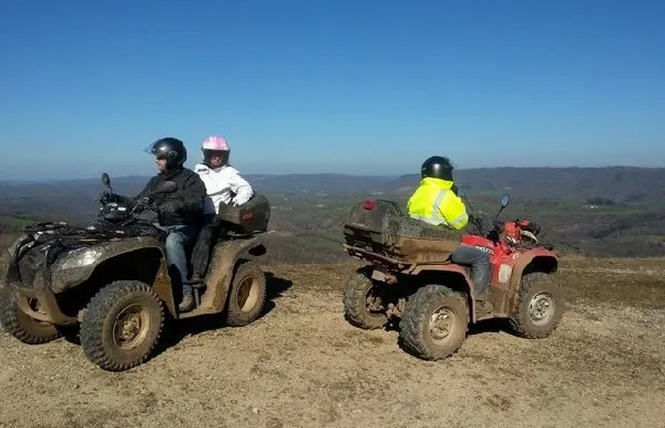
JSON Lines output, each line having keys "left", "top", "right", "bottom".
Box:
{"left": 343, "top": 199, "right": 462, "bottom": 265}
{"left": 217, "top": 194, "right": 270, "bottom": 234}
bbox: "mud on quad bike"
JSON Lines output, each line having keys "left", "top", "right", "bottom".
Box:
{"left": 0, "top": 173, "right": 271, "bottom": 371}
{"left": 341, "top": 194, "right": 562, "bottom": 361}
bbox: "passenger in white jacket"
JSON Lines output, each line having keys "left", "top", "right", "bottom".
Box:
{"left": 194, "top": 135, "right": 254, "bottom": 214}
{"left": 190, "top": 135, "right": 254, "bottom": 284}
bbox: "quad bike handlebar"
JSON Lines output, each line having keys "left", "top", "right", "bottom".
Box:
{"left": 464, "top": 194, "right": 546, "bottom": 249}
{"left": 97, "top": 172, "right": 179, "bottom": 223}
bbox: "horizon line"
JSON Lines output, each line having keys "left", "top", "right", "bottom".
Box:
{"left": 0, "top": 164, "right": 664, "bottom": 184}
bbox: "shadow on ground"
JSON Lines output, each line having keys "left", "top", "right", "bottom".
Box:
{"left": 152, "top": 271, "right": 293, "bottom": 359}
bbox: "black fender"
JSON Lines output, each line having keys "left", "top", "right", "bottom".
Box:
{"left": 51, "top": 236, "right": 166, "bottom": 293}
{"left": 196, "top": 237, "right": 266, "bottom": 313}
{"left": 50, "top": 237, "right": 177, "bottom": 317}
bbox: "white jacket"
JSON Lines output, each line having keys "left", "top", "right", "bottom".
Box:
{"left": 194, "top": 163, "right": 255, "bottom": 215}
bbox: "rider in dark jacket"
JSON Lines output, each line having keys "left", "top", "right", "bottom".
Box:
{"left": 136, "top": 165, "right": 206, "bottom": 227}
{"left": 105, "top": 138, "right": 206, "bottom": 312}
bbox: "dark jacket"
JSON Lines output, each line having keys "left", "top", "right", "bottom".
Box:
{"left": 136, "top": 167, "right": 207, "bottom": 226}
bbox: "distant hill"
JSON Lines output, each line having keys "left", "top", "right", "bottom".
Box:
{"left": 2, "top": 167, "right": 664, "bottom": 259}
{"left": 246, "top": 173, "right": 394, "bottom": 195}
{"left": 1, "top": 166, "right": 663, "bottom": 210}
{"left": 0, "top": 175, "right": 150, "bottom": 224}
{"left": 411, "top": 166, "right": 665, "bottom": 203}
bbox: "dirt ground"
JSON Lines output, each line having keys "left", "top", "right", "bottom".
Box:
{"left": 1, "top": 256, "right": 664, "bottom": 428}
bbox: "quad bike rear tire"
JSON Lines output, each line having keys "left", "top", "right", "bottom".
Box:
{"left": 80, "top": 280, "right": 164, "bottom": 371}
{"left": 343, "top": 273, "right": 388, "bottom": 330}
{"left": 225, "top": 262, "right": 267, "bottom": 327}
{"left": 509, "top": 272, "right": 563, "bottom": 339}
{"left": 0, "top": 286, "right": 62, "bottom": 344}
{"left": 399, "top": 284, "right": 468, "bottom": 360}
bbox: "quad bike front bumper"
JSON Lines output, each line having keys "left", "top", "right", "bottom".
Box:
{"left": 2, "top": 261, "right": 79, "bottom": 326}
{"left": 8, "top": 282, "right": 78, "bottom": 326}
{"left": 4, "top": 240, "right": 85, "bottom": 326}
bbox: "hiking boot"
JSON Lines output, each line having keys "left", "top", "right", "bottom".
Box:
{"left": 475, "top": 300, "right": 493, "bottom": 314}
{"left": 178, "top": 295, "right": 195, "bottom": 312}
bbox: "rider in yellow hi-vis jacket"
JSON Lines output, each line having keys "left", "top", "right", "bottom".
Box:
{"left": 407, "top": 156, "right": 493, "bottom": 312}
{"left": 406, "top": 176, "right": 468, "bottom": 230}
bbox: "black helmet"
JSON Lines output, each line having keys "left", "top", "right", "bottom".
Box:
{"left": 421, "top": 156, "right": 454, "bottom": 181}
{"left": 146, "top": 137, "right": 187, "bottom": 169}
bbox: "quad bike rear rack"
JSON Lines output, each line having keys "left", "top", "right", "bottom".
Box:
{"left": 342, "top": 244, "right": 413, "bottom": 271}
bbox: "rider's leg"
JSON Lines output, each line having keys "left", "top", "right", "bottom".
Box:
{"left": 190, "top": 214, "right": 218, "bottom": 284}
{"left": 191, "top": 224, "right": 216, "bottom": 283}
{"left": 164, "top": 224, "right": 200, "bottom": 312}
{"left": 451, "top": 244, "right": 491, "bottom": 301}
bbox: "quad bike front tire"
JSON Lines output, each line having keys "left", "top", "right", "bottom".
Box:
{"left": 343, "top": 273, "right": 388, "bottom": 330}
{"left": 0, "top": 286, "right": 62, "bottom": 344}
{"left": 225, "top": 262, "right": 267, "bottom": 327}
{"left": 399, "top": 284, "right": 469, "bottom": 360}
{"left": 80, "top": 280, "right": 164, "bottom": 371}
{"left": 509, "top": 272, "right": 563, "bottom": 339}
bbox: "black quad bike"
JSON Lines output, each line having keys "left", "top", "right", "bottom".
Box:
{"left": 0, "top": 173, "right": 271, "bottom": 371}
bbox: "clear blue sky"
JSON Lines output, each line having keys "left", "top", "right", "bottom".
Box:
{"left": 1, "top": 0, "right": 663, "bottom": 180}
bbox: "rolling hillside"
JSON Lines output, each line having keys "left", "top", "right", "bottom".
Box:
{"left": 1, "top": 167, "right": 664, "bottom": 259}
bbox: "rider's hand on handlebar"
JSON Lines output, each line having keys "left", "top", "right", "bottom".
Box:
{"left": 467, "top": 212, "right": 485, "bottom": 235}
{"left": 523, "top": 221, "right": 541, "bottom": 236}
{"left": 136, "top": 196, "right": 152, "bottom": 206}
{"left": 468, "top": 211, "right": 485, "bottom": 224}
{"left": 492, "top": 220, "right": 505, "bottom": 233}
{"left": 99, "top": 191, "right": 116, "bottom": 205}
{"left": 159, "top": 200, "right": 184, "bottom": 215}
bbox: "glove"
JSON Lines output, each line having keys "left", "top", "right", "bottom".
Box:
{"left": 492, "top": 220, "right": 505, "bottom": 233}
{"left": 99, "top": 191, "right": 119, "bottom": 205}
{"left": 523, "top": 222, "right": 541, "bottom": 236}
{"left": 467, "top": 213, "right": 484, "bottom": 233}
{"left": 136, "top": 196, "right": 152, "bottom": 206}
{"left": 160, "top": 200, "right": 184, "bottom": 215}
{"left": 468, "top": 212, "right": 482, "bottom": 224}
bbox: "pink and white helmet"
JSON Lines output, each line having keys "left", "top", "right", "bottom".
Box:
{"left": 201, "top": 135, "right": 230, "bottom": 167}
{"left": 201, "top": 135, "right": 229, "bottom": 151}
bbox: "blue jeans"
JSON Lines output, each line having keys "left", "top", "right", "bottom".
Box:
{"left": 451, "top": 244, "right": 491, "bottom": 300}
{"left": 162, "top": 224, "right": 200, "bottom": 299}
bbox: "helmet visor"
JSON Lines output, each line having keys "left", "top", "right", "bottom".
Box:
{"left": 203, "top": 149, "right": 228, "bottom": 165}
{"left": 144, "top": 142, "right": 170, "bottom": 159}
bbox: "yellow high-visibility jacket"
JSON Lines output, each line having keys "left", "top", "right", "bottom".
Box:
{"left": 407, "top": 177, "right": 469, "bottom": 230}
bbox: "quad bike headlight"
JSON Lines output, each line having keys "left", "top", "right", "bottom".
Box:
{"left": 60, "top": 247, "right": 104, "bottom": 270}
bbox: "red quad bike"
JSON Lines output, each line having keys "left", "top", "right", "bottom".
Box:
{"left": 342, "top": 194, "right": 562, "bottom": 360}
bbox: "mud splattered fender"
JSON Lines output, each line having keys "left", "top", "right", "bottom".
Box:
{"left": 199, "top": 237, "right": 266, "bottom": 313}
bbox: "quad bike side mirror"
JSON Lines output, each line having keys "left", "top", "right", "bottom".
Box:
{"left": 494, "top": 193, "right": 511, "bottom": 220}
{"left": 501, "top": 194, "right": 511, "bottom": 208}
{"left": 101, "top": 172, "right": 113, "bottom": 194}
